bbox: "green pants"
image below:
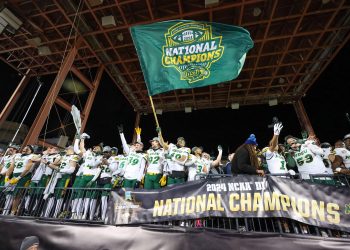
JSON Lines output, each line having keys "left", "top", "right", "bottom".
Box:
{"left": 0, "top": 175, "right": 6, "bottom": 187}
{"left": 98, "top": 182, "right": 112, "bottom": 197}
{"left": 13, "top": 173, "right": 31, "bottom": 196}
{"left": 144, "top": 173, "right": 162, "bottom": 190}
{"left": 72, "top": 175, "right": 82, "bottom": 199}
{"left": 74, "top": 175, "right": 96, "bottom": 199}
{"left": 29, "top": 175, "right": 50, "bottom": 195}
{"left": 123, "top": 179, "right": 137, "bottom": 188}
{"left": 167, "top": 177, "right": 185, "bottom": 185}
{"left": 54, "top": 174, "right": 71, "bottom": 198}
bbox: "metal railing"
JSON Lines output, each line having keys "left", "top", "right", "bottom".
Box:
{"left": 0, "top": 186, "right": 111, "bottom": 222}
{"left": 1, "top": 173, "right": 350, "bottom": 238}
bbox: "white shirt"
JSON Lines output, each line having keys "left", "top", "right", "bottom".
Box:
{"left": 13, "top": 153, "right": 35, "bottom": 174}
{"left": 0, "top": 155, "right": 14, "bottom": 175}
{"left": 167, "top": 143, "right": 191, "bottom": 172}
{"left": 82, "top": 150, "right": 103, "bottom": 175}
{"left": 59, "top": 154, "right": 79, "bottom": 174}
{"left": 293, "top": 144, "right": 328, "bottom": 179}
{"left": 146, "top": 148, "right": 165, "bottom": 174}
{"left": 123, "top": 152, "right": 146, "bottom": 181}
{"left": 263, "top": 149, "right": 288, "bottom": 174}
{"left": 334, "top": 148, "right": 350, "bottom": 169}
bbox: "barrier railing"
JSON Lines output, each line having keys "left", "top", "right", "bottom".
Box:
{"left": 0, "top": 186, "right": 111, "bottom": 222}
{"left": 1, "top": 173, "right": 350, "bottom": 238}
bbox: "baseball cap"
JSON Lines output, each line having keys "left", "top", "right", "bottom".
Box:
{"left": 149, "top": 137, "right": 160, "bottom": 143}
{"left": 343, "top": 134, "right": 350, "bottom": 141}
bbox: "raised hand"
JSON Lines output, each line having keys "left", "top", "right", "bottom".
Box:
{"left": 273, "top": 123, "right": 283, "bottom": 135}
{"left": 135, "top": 127, "right": 142, "bottom": 135}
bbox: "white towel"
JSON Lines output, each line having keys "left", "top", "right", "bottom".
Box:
{"left": 31, "top": 163, "right": 46, "bottom": 183}
{"left": 43, "top": 171, "right": 62, "bottom": 200}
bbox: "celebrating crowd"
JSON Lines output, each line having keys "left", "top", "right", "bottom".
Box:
{"left": 0, "top": 122, "right": 350, "bottom": 221}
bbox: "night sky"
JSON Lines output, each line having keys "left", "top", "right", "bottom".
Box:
{"left": 1, "top": 42, "right": 350, "bottom": 156}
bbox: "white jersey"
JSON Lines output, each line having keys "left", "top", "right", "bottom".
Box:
{"left": 81, "top": 150, "right": 103, "bottom": 175}
{"left": 321, "top": 148, "right": 334, "bottom": 175}
{"left": 123, "top": 152, "right": 146, "bottom": 181}
{"left": 43, "top": 154, "right": 60, "bottom": 175}
{"left": 187, "top": 155, "right": 210, "bottom": 181}
{"left": 110, "top": 155, "right": 128, "bottom": 177}
{"left": 100, "top": 164, "right": 113, "bottom": 178}
{"left": 13, "top": 153, "right": 35, "bottom": 174}
{"left": 0, "top": 155, "right": 14, "bottom": 175}
{"left": 167, "top": 143, "right": 191, "bottom": 172}
{"left": 293, "top": 145, "right": 328, "bottom": 179}
{"left": 334, "top": 148, "right": 350, "bottom": 169}
{"left": 59, "top": 154, "right": 79, "bottom": 174}
{"left": 146, "top": 148, "right": 165, "bottom": 174}
{"left": 263, "top": 149, "right": 288, "bottom": 174}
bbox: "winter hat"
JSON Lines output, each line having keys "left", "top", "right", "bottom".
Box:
{"left": 245, "top": 134, "right": 258, "bottom": 145}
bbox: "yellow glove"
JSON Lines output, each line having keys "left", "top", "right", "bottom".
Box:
{"left": 159, "top": 175, "right": 167, "bottom": 187}
{"left": 4, "top": 176, "right": 10, "bottom": 183}
{"left": 9, "top": 177, "right": 20, "bottom": 185}
{"left": 141, "top": 177, "right": 145, "bottom": 185}
{"left": 135, "top": 127, "right": 142, "bottom": 135}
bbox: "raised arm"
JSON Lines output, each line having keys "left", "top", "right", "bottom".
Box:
{"left": 211, "top": 145, "right": 223, "bottom": 167}
{"left": 305, "top": 140, "right": 324, "bottom": 156}
{"left": 157, "top": 127, "right": 169, "bottom": 150}
{"left": 135, "top": 127, "right": 142, "bottom": 143}
{"left": 79, "top": 139, "right": 87, "bottom": 155}
{"left": 118, "top": 124, "right": 130, "bottom": 155}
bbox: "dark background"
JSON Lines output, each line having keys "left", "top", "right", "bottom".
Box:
{"left": 1, "top": 42, "right": 349, "bottom": 156}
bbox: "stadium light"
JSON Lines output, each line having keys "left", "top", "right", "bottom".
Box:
{"left": 231, "top": 103, "right": 240, "bottom": 109}
{"left": 253, "top": 7, "right": 262, "bottom": 17}
{"left": 26, "top": 37, "right": 42, "bottom": 47}
{"left": 87, "top": 0, "right": 104, "bottom": 7}
{"left": 156, "top": 109, "right": 163, "bottom": 115}
{"left": 185, "top": 107, "right": 192, "bottom": 113}
{"left": 0, "top": 7, "right": 22, "bottom": 30}
{"left": 205, "top": 0, "right": 219, "bottom": 8}
{"left": 268, "top": 99, "right": 278, "bottom": 106}
{"left": 38, "top": 46, "right": 52, "bottom": 56}
{"left": 102, "top": 15, "right": 116, "bottom": 28}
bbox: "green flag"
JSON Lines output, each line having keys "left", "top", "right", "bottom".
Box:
{"left": 130, "top": 20, "right": 254, "bottom": 96}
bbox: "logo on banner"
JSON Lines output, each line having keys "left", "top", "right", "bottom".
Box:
{"left": 345, "top": 204, "right": 350, "bottom": 215}
{"left": 162, "top": 22, "right": 224, "bottom": 83}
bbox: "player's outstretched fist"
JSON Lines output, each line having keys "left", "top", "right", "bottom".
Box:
{"left": 117, "top": 124, "right": 123, "bottom": 133}
{"left": 81, "top": 133, "right": 90, "bottom": 140}
{"left": 273, "top": 123, "right": 283, "bottom": 135}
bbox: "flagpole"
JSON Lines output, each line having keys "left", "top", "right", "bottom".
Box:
{"left": 149, "top": 95, "right": 160, "bottom": 128}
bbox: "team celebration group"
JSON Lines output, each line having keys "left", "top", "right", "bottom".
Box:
{"left": 0, "top": 122, "right": 350, "bottom": 221}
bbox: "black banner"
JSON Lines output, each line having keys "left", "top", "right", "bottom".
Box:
{"left": 1, "top": 217, "right": 350, "bottom": 250}
{"left": 108, "top": 175, "right": 350, "bottom": 232}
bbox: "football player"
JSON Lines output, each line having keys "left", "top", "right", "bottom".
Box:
{"left": 43, "top": 146, "right": 79, "bottom": 218}
{"left": 118, "top": 125, "right": 146, "bottom": 189}
{"left": 5, "top": 145, "right": 36, "bottom": 215}
{"left": 72, "top": 133, "right": 102, "bottom": 219}
{"left": 334, "top": 137, "right": 350, "bottom": 169}
{"left": 261, "top": 123, "right": 295, "bottom": 176}
{"left": 157, "top": 127, "right": 191, "bottom": 185}
{"left": 144, "top": 137, "right": 165, "bottom": 189}
{"left": 285, "top": 136, "right": 328, "bottom": 180}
